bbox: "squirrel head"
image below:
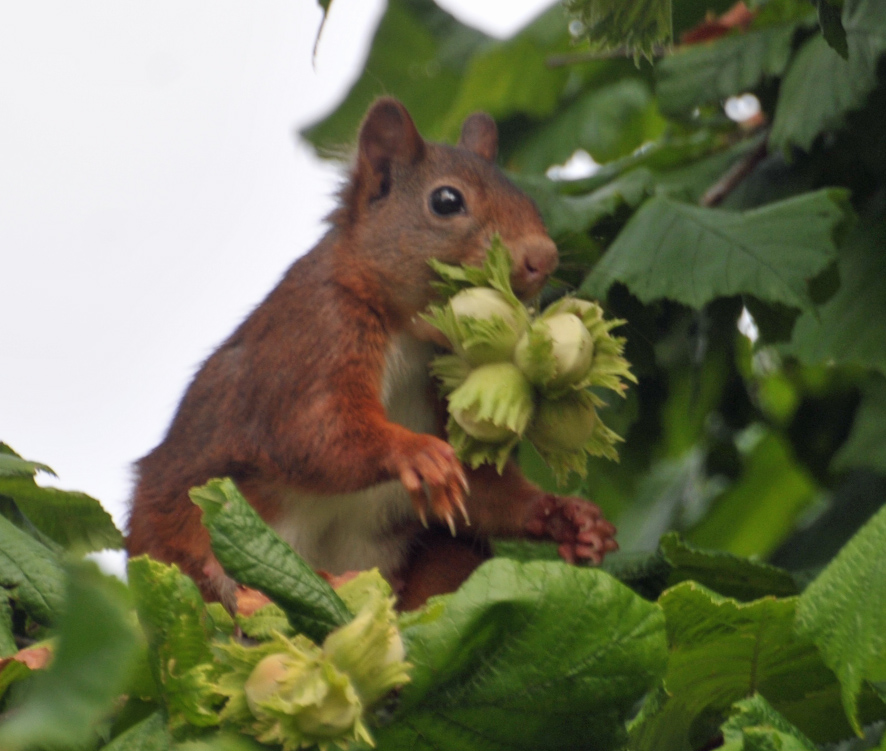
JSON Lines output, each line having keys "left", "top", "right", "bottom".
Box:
{"left": 333, "top": 98, "right": 558, "bottom": 324}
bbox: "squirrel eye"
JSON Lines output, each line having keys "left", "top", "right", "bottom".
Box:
{"left": 429, "top": 186, "right": 466, "bottom": 217}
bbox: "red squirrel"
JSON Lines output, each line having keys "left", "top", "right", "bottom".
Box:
{"left": 126, "top": 98, "right": 618, "bottom": 610}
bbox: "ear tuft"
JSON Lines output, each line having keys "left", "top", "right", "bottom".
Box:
{"left": 356, "top": 98, "right": 424, "bottom": 201}
{"left": 458, "top": 113, "right": 498, "bottom": 162}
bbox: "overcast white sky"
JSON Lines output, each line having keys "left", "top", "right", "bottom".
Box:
{"left": 0, "top": 0, "right": 556, "bottom": 571}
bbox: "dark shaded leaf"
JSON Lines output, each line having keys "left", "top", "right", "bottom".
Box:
{"left": 661, "top": 533, "right": 799, "bottom": 601}
{"left": 685, "top": 431, "right": 817, "bottom": 559}
{"left": 788, "top": 211, "right": 886, "bottom": 375}
{"left": 771, "top": 0, "right": 886, "bottom": 152}
{"left": 656, "top": 24, "right": 796, "bottom": 116}
{"left": 583, "top": 190, "right": 851, "bottom": 311}
{"left": 816, "top": 0, "right": 850, "bottom": 59}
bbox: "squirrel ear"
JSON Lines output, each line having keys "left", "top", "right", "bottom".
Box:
{"left": 458, "top": 113, "right": 497, "bottom": 162}
{"left": 356, "top": 98, "right": 425, "bottom": 201}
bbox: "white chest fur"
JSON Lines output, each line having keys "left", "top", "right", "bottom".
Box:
{"left": 270, "top": 333, "right": 437, "bottom": 578}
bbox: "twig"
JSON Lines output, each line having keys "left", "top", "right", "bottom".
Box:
{"left": 700, "top": 133, "right": 770, "bottom": 208}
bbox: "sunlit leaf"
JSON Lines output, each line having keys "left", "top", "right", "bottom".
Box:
{"left": 127, "top": 556, "right": 221, "bottom": 730}
{"left": 720, "top": 694, "right": 817, "bottom": 751}
{"left": 631, "top": 582, "right": 861, "bottom": 750}
{"left": 381, "top": 559, "right": 667, "bottom": 751}
{"left": 796, "top": 504, "right": 886, "bottom": 734}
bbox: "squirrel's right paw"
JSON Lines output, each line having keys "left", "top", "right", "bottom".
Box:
{"left": 389, "top": 435, "right": 469, "bottom": 534}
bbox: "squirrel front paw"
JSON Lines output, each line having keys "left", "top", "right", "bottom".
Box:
{"left": 389, "top": 434, "right": 470, "bottom": 534}
{"left": 525, "top": 494, "right": 618, "bottom": 565}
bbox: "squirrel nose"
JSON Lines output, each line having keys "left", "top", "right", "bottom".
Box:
{"left": 511, "top": 235, "right": 558, "bottom": 298}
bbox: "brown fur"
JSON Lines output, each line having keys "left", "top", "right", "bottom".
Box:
{"left": 127, "top": 98, "right": 616, "bottom": 609}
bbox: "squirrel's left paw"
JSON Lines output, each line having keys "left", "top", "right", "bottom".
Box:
{"left": 525, "top": 494, "right": 618, "bottom": 565}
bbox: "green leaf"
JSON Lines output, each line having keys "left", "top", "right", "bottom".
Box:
{"left": 632, "top": 582, "right": 855, "bottom": 750}
{"left": 175, "top": 732, "right": 266, "bottom": 751}
{"left": 0, "top": 476, "right": 123, "bottom": 553}
{"left": 583, "top": 190, "right": 851, "bottom": 311}
{"left": 661, "top": 533, "right": 799, "bottom": 601}
{"left": 0, "top": 513, "right": 65, "bottom": 625}
{"left": 0, "top": 563, "right": 140, "bottom": 751}
{"left": 102, "top": 711, "right": 170, "bottom": 751}
{"left": 127, "top": 555, "right": 222, "bottom": 729}
{"left": 564, "top": 0, "right": 673, "bottom": 63}
{"left": 771, "top": 0, "right": 886, "bottom": 152}
{"left": 720, "top": 694, "right": 817, "bottom": 751}
{"left": 0, "top": 596, "right": 15, "bottom": 658}
{"left": 656, "top": 24, "right": 796, "bottom": 116}
{"left": 816, "top": 0, "right": 850, "bottom": 59}
{"left": 302, "top": 0, "right": 488, "bottom": 150}
{"left": 0, "top": 658, "right": 34, "bottom": 703}
{"left": 510, "top": 79, "right": 665, "bottom": 172}
{"left": 685, "top": 431, "right": 817, "bottom": 559}
{"left": 788, "top": 211, "right": 886, "bottom": 375}
{"left": 439, "top": 35, "right": 568, "bottom": 140}
{"left": 380, "top": 559, "right": 667, "bottom": 751}
{"left": 833, "top": 376, "right": 886, "bottom": 473}
{"left": 236, "top": 602, "right": 294, "bottom": 640}
{"left": 0, "top": 444, "right": 54, "bottom": 479}
{"left": 515, "top": 168, "right": 652, "bottom": 242}
{"left": 795, "top": 504, "right": 886, "bottom": 734}
{"left": 190, "top": 478, "right": 351, "bottom": 643}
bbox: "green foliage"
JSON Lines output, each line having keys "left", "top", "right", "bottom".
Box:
{"left": 564, "top": 0, "right": 673, "bottom": 63}
{"left": 297, "top": 0, "right": 886, "bottom": 745}
{"left": 583, "top": 190, "right": 851, "bottom": 312}
{"left": 387, "top": 560, "right": 667, "bottom": 751}
{"left": 787, "top": 209, "right": 886, "bottom": 375}
{"left": 0, "top": 562, "right": 140, "bottom": 751}
{"left": 770, "top": 0, "right": 886, "bottom": 152}
{"left": 719, "top": 694, "right": 817, "bottom": 751}
{"left": 0, "top": 459, "right": 674, "bottom": 750}
{"left": 833, "top": 376, "right": 886, "bottom": 473}
{"left": 796, "top": 504, "right": 886, "bottom": 733}
{"left": 655, "top": 20, "right": 801, "bottom": 116}
{"left": 6, "top": 0, "right": 886, "bottom": 747}
{"left": 191, "top": 478, "right": 351, "bottom": 643}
